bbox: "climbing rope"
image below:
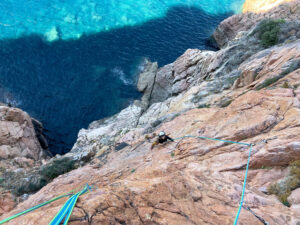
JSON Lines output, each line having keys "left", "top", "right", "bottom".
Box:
{"left": 233, "top": 144, "right": 252, "bottom": 225}
{"left": 173, "top": 135, "right": 251, "bottom": 146}
{"left": 172, "top": 135, "right": 252, "bottom": 225}
{"left": 0, "top": 184, "right": 92, "bottom": 225}
{"left": 0, "top": 191, "right": 73, "bottom": 224}
{"left": 49, "top": 184, "right": 91, "bottom": 225}
{"left": 1, "top": 132, "right": 253, "bottom": 225}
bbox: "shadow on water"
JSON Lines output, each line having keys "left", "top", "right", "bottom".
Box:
{"left": 0, "top": 6, "right": 232, "bottom": 154}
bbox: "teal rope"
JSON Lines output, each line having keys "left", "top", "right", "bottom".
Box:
{"left": 49, "top": 184, "right": 91, "bottom": 225}
{"left": 62, "top": 185, "right": 90, "bottom": 225}
{"left": 173, "top": 135, "right": 252, "bottom": 224}
{"left": 0, "top": 193, "right": 73, "bottom": 224}
{"left": 0, "top": 184, "right": 92, "bottom": 225}
{"left": 62, "top": 195, "right": 80, "bottom": 225}
{"left": 174, "top": 135, "right": 251, "bottom": 146}
{"left": 49, "top": 194, "right": 78, "bottom": 225}
{"left": 233, "top": 144, "right": 253, "bottom": 225}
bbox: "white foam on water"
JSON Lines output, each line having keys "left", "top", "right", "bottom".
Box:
{"left": 112, "top": 67, "right": 133, "bottom": 86}
{"left": 1, "top": 90, "right": 22, "bottom": 107}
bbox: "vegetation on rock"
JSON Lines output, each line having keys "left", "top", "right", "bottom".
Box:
{"left": 256, "top": 75, "right": 285, "bottom": 90}
{"left": 197, "top": 104, "right": 211, "bottom": 108}
{"left": 256, "top": 59, "right": 300, "bottom": 90}
{"left": 255, "top": 19, "right": 285, "bottom": 48}
{"left": 0, "top": 157, "right": 77, "bottom": 196}
{"left": 220, "top": 99, "right": 233, "bottom": 108}
{"left": 282, "top": 81, "right": 289, "bottom": 88}
{"left": 268, "top": 160, "right": 300, "bottom": 206}
{"left": 40, "top": 157, "right": 76, "bottom": 181}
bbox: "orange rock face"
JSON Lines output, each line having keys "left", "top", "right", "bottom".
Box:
{"left": 243, "top": 0, "right": 295, "bottom": 13}
{"left": 0, "top": 106, "right": 49, "bottom": 216}
{"left": 0, "top": 192, "right": 15, "bottom": 216}
{"left": 2, "top": 88, "right": 300, "bottom": 224}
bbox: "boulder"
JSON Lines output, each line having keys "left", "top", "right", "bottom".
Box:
{"left": 0, "top": 106, "right": 47, "bottom": 168}
{"left": 288, "top": 188, "right": 300, "bottom": 205}
{"left": 137, "top": 59, "right": 158, "bottom": 108}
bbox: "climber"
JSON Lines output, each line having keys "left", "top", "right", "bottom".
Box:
{"left": 151, "top": 131, "right": 174, "bottom": 149}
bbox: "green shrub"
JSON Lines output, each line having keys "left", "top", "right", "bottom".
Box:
{"left": 256, "top": 59, "right": 300, "bottom": 90}
{"left": 0, "top": 169, "right": 44, "bottom": 196}
{"left": 0, "top": 170, "right": 16, "bottom": 190}
{"left": 290, "top": 161, "right": 300, "bottom": 177}
{"left": 268, "top": 160, "right": 300, "bottom": 206}
{"left": 197, "top": 104, "right": 210, "bottom": 109}
{"left": 256, "top": 19, "right": 285, "bottom": 48}
{"left": 13, "top": 178, "right": 47, "bottom": 196}
{"left": 0, "top": 157, "right": 77, "bottom": 196}
{"left": 40, "top": 157, "right": 76, "bottom": 181}
{"left": 220, "top": 99, "right": 233, "bottom": 108}
{"left": 256, "top": 75, "right": 282, "bottom": 90}
{"left": 256, "top": 71, "right": 290, "bottom": 90}
{"left": 282, "top": 81, "right": 289, "bottom": 88}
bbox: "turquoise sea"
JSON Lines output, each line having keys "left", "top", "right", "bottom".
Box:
{"left": 0, "top": 0, "right": 245, "bottom": 154}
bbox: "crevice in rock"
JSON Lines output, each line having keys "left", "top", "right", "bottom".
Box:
{"left": 154, "top": 206, "right": 198, "bottom": 225}
{"left": 111, "top": 192, "right": 145, "bottom": 225}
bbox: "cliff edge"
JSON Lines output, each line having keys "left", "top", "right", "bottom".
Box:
{"left": 1, "top": 1, "right": 300, "bottom": 224}
{"left": 0, "top": 105, "right": 49, "bottom": 216}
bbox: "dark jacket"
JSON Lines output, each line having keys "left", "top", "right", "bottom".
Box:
{"left": 158, "top": 135, "right": 174, "bottom": 143}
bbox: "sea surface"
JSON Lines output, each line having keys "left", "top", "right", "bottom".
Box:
{"left": 0, "top": 0, "right": 245, "bottom": 154}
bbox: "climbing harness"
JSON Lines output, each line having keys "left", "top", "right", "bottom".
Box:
{"left": 173, "top": 135, "right": 252, "bottom": 225}
{"left": 242, "top": 206, "right": 270, "bottom": 225}
{"left": 0, "top": 184, "right": 92, "bottom": 225}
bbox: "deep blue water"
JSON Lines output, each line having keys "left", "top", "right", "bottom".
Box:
{"left": 0, "top": 6, "right": 239, "bottom": 154}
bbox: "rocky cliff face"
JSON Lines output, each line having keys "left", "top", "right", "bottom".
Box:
{"left": 0, "top": 105, "right": 49, "bottom": 216}
{"left": 2, "top": 1, "right": 300, "bottom": 224}
{"left": 214, "top": 0, "right": 300, "bottom": 48}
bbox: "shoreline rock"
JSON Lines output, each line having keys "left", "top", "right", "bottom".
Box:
{"left": 0, "top": 105, "right": 50, "bottom": 216}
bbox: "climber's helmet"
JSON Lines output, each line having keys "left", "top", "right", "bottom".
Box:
{"left": 159, "top": 131, "right": 165, "bottom": 137}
